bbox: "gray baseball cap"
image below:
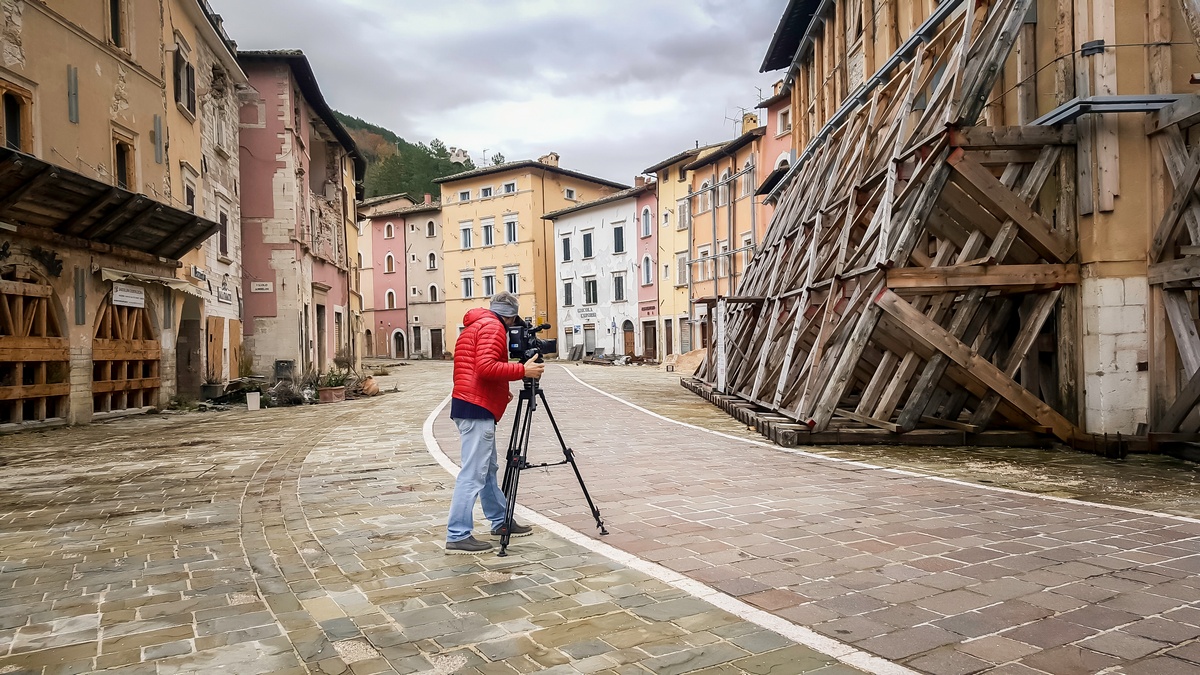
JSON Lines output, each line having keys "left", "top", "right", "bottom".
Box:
{"left": 490, "top": 291, "right": 520, "bottom": 317}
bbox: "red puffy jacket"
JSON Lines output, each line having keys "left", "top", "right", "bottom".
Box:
{"left": 451, "top": 308, "right": 526, "bottom": 420}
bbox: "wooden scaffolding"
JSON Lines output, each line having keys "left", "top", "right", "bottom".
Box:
{"left": 692, "top": 0, "right": 1140, "bottom": 451}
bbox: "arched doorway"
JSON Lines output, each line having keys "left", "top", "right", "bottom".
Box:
{"left": 94, "top": 290, "right": 162, "bottom": 412}
{"left": 364, "top": 329, "right": 374, "bottom": 357}
{"left": 175, "top": 295, "right": 202, "bottom": 399}
{"left": 0, "top": 265, "right": 70, "bottom": 425}
{"left": 392, "top": 330, "right": 406, "bottom": 359}
{"left": 622, "top": 320, "right": 635, "bottom": 356}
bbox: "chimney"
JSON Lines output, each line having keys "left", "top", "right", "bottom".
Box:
{"left": 423, "top": 193, "right": 432, "bottom": 205}
{"left": 537, "top": 152, "right": 560, "bottom": 167}
{"left": 634, "top": 176, "right": 645, "bottom": 188}
{"left": 741, "top": 112, "right": 760, "bottom": 134}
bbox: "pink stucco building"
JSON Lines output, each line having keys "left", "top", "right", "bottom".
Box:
{"left": 238, "top": 51, "right": 364, "bottom": 378}
{"left": 635, "top": 183, "right": 660, "bottom": 359}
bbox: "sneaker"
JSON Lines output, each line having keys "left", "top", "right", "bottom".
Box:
{"left": 445, "top": 536, "right": 493, "bottom": 555}
{"left": 491, "top": 521, "right": 533, "bottom": 538}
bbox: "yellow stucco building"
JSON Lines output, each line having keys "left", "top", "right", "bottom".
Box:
{"left": 435, "top": 154, "right": 626, "bottom": 348}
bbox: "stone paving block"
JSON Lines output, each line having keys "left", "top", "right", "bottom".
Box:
{"left": 642, "top": 643, "right": 751, "bottom": 675}
{"left": 856, "top": 624, "right": 960, "bottom": 660}
{"left": 905, "top": 647, "right": 992, "bottom": 675}
{"left": 1002, "top": 618, "right": 1097, "bottom": 649}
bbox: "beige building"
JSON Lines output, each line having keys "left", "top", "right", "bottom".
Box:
{"left": 435, "top": 155, "right": 626, "bottom": 349}
{"left": 0, "top": 0, "right": 227, "bottom": 427}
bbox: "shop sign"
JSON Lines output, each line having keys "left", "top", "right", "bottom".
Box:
{"left": 250, "top": 281, "right": 273, "bottom": 293}
{"left": 578, "top": 308, "right": 598, "bottom": 319}
{"left": 112, "top": 282, "right": 145, "bottom": 308}
{"left": 217, "top": 283, "right": 233, "bottom": 304}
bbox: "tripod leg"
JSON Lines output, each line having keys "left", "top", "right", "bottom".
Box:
{"left": 537, "top": 390, "right": 609, "bottom": 536}
{"left": 501, "top": 392, "right": 526, "bottom": 498}
{"left": 499, "top": 385, "right": 537, "bottom": 556}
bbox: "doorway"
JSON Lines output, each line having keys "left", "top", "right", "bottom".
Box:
{"left": 413, "top": 326, "right": 423, "bottom": 356}
{"left": 392, "top": 330, "right": 406, "bottom": 359}
{"left": 176, "top": 295, "right": 202, "bottom": 399}
{"left": 664, "top": 319, "right": 674, "bottom": 356}
{"left": 431, "top": 329, "right": 444, "bottom": 359}
{"left": 364, "top": 329, "right": 373, "bottom": 357}
{"left": 641, "top": 321, "right": 657, "bottom": 360}
{"left": 622, "top": 320, "right": 635, "bottom": 355}
{"left": 583, "top": 324, "right": 596, "bottom": 355}
{"left": 315, "top": 304, "right": 327, "bottom": 372}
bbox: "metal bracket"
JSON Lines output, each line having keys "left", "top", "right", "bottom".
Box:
{"left": 1081, "top": 39, "right": 1106, "bottom": 57}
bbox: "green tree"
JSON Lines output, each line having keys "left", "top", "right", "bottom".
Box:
{"left": 491, "top": 152, "right": 506, "bottom": 166}
{"left": 335, "top": 112, "right": 475, "bottom": 199}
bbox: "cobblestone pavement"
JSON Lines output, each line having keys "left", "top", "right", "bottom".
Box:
{"left": 433, "top": 364, "right": 1200, "bottom": 675}
{"left": 0, "top": 362, "right": 855, "bottom": 675}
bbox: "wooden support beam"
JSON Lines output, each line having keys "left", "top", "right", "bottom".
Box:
{"left": 56, "top": 187, "right": 119, "bottom": 234}
{"left": 80, "top": 195, "right": 145, "bottom": 240}
{"left": 1149, "top": 146, "right": 1200, "bottom": 264}
{"left": 1146, "top": 94, "right": 1200, "bottom": 135}
{"left": 886, "top": 264, "right": 1079, "bottom": 290}
{"left": 875, "top": 289, "right": 1080, "bottom": 442}
{"left": 1156, "top": 365, "right": 1200, "bottom": 432}
{"left": 950, "top": 125, "right": 1076, "bottom": 148}
{"left": 1149, "top": 257, "right": 1200, "bottom": 285}
{"left": 102, "top": 203, "right": 162, "bottom": 245}
{"left": 1163, "top": 291, "right": 1200, "bottom": 375}
{"left": 162, "top": 219, "right": 216, "bottom": 259}
{"left": 947, "top": 149, "right": 1076, "bottom": 262}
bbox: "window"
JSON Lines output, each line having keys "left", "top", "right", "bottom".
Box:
{"left": 410, "top": 223, "right": 416, "bottom": 232}
{"left": 483, "top": 273, "right": 496, "bottom": 297}
{"left": 698, "top": 182, "right": 711, "bottom": 213}
{"left": 662, "top": 168, "right": 671, "bottom": 181}
{"left": 565, "top": 188, "right": 577, "bottom": 200}
{"left": 678, "top": 198, "right": 690, "bottom": 230}
{"left": 742, "top": 234, "right": 754, "bottom": 268}
{"left": 584, "top": 278, "right": 598, "bottom": 305}
{"left": 678, "top": 167, "right": 687, "bottom": 182}
{"left": 562, "top": 280, "right": 575, "bottom": 306}
{"left": 357, "top": 252, "right": 364, "bottom": 268}
{"left": 426, "top": 220, "right": 436, "bottom": 237}
{"left": 718, "top": 241, "right": 730, "bottom": 278}
{"left": 741, "top": 161, "right": 754, "bottom": 197}
{"left": 561, "top": 236, "right": 571, "bottom": 262}
{"left": 641, "top": 208, "right": 652, "bottom": 237}
{"left": 481, "top": 186, "right": 493, "bottom": 198}
{"left": 505, "top": 219, "right": 517, "bottom": 243}
{"left": 505, "top": 270, "right": 519, "bottom": 294}
{"left": 663, "top": 211, "right": 670, "bottom": 228}
{"left": 677, "top": 253, "right": 688, "bottom": 285}
{"left": 427, "top": 252, "right": 437, "bottom": 270}
{"left": 663, "top": 263, "right": 670, "bottom": 280}
{"left": 108, "top": 0, "right": 127, "bottom": 49}
{"left": 429, "top": 284, "right": 439, "bottom": 302}
{"left": 583, "top": 232, "right": 593, "bottom": 258}
{"left": 718, "top": 171, "right": 730, "bottom": 207}
{"left": 697, "top": 246, "right": 711, "bottom": 281}
{"left": 413, "top": 327, "right": 422, "bottom": 352}
{"left": 482, "top": 219, "right": 495, "bottom": 246}
{"left": 3, "top": 91, "right": 27, "bottom": 151}
{"left": 778, "top": 108, "right": 792, "bottom": 134}
{"left": 410, "top": 254, "right": 416, "bottom": 262}
{"left": 460, "top": 223, "right": 473, "bottom": 249}
{"left": 384, "top": 222, "right": 394, "bottom": 239}
{"left": 642, "top": 256, "right": 653, "bottom": 286}
{"left": 462, "top": 276, "right": 474, "bottom": 299}
{"left": 114, "top": 138, "right": 134, "bottom": 191}
{"left": 385, "top": 254, "right": 395, "bottom": 273}
{"left": 411, "top": 286, "right": 419, "bottom": 296}
{"left": 173, "top": 43, "right": 196, "bottom": 117}
{"left": 458, "top": 190, "right": 470, "bottom": 202}
{"left": 503, "top": 182, "right": 516, "bottom": 194}
{"left": 613, "top": 273, "right": 625, "bottom": 302}
{"left": 613, "top": 225, "right": 625, "bottom": 254}
{"left": 386, "top": 290, "right": 396, "bottom": 310}
{"left": 218, "top": 208, "right": 229, "bottom": 257}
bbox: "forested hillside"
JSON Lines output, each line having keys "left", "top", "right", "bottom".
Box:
{"left": 334, "top": 111, "right": 476, "bottom": 200}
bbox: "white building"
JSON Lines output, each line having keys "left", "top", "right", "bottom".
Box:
{"left": 544, "top": 183, "right": 656, "bottom": 357}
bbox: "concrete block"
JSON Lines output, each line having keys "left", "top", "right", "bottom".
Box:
{"left": 1123, "top": 277, "right": 1148, "bottom": 306}
{"left": 1083, "top": 307, "right": 1101, "bottom": 336}
{"left": 1118, "top": 306, "right": 1146, "bottom": 331}
{"left": 1094, "top": 277, "right": 1125, "bottom": 306}
{"left": 1098, "top": 334, "right": 1119, "bottom": 369}
{"left": 1115, "top": 349, "right": 1140, "bottom": 374}
{"left": 1097, "top": 306, "right": 1126, "bottom": 331}
{"left": 1116, "top": 332, "right": 1145, "bottom": 351}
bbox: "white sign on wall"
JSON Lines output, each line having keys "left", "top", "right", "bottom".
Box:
{"left": 112, "top": 282, "right": 145, "bottom": 308}
{"left": 217, "top": 283, "right": 233, "bottom": 304}
{"left": 250, "top": 281, "right": 273, "bottom": 293}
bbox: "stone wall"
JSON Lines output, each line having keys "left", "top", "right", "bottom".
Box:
{"left": 1082, "top": 275, "right": 1150, "bottom": 434}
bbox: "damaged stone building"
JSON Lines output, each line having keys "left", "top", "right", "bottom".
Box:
{"left": 0, "top": 0, "right": 236, "bottom": 428}
{"left": 237, "top": 51, "right": 365, "bottom": 380}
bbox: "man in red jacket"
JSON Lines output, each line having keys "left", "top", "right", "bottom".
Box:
{"left": 446, "top": 291, "right": 545, "bottom": 554}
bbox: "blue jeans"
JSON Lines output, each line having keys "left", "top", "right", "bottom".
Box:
{"left": 447, "top": 417, "right": 508, "bottom": 542}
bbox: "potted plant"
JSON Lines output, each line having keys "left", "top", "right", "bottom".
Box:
{"left": 318, "top": 367, "right": 348, "bottom": 403}
{"left": 201, "top": 364, "right": 225, "bottom": 400}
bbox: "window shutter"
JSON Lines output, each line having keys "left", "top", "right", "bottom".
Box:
{"left": 153, "top": 115, "right": 163, "bottom": 164}
{"left": 73, "top": 267, "right": 86, "bottom": 325}
{"left": 67, "top": 66, "right": 79, "bottom": 124}
{"left": 173, "top": 52, "right": 182, "bottom": 105}
{"left": 187, "top": 64, "right": 196, "bottom": 113}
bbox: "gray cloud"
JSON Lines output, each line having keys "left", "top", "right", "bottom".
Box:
{"left": 209, "top": 0, "right": 785, "bottom": 180}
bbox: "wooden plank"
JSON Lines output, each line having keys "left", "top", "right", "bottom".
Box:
{"left": 91, "top": 378, "right": 161, "bottom": 394}
{"left": 0, "top": 383, "right": 70, "bottom": 401}
{"left": 947, "top": 149, "right": 1075, "bottom": 262}
{"left": 887, "top": 264, "right": 1078, "bottom": 289}
{"left": 1149, "top": 148, "right": 1200, "bottom": 264}
{"left": 1147, "top": 95, "right": 1200, "bottom": 135}
{"left": 92, "top": 344, "right": 162, "bottom": 361}
{"left": 57, "top": 187, "right": 119, "bottom": 234}
{"left": 964, "top": 149, "right": 1043, "bottom": 166}
{"left": 875, "top": 289, "right": 1080, "bottom": 443}
{"left": 921, "top": 415, "right": 982, "bottom": 433}
{"left": 950, "top": 126, "right": 1075, "bottom": 148}
{"left": 0, "top": 280, "right": 53, "bottom": 298}
{"left": 1149, "top": 258, "right": 1200, "bottom": 285}
{"left": 1156, "top": 365, "right": 1200, "bottom": 432}
{"left": 970, "top": 291, "right": 1061, "bottom": 427}
{"left": 1163, "top": 291, "right": 1200, "bottom": 375}
{"left": 1094, "top": 0, "right": 1118, "bottom": 211}
{"left": 834, "top": 408, "right": 901, "bottom": 432}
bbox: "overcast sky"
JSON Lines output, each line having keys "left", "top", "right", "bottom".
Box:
{"left": 208, "top": 0, "right": 786, "bottom": 183}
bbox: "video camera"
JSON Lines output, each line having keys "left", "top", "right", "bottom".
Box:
{"left": 507, "top": 318, "right": 557, "bottom": 362}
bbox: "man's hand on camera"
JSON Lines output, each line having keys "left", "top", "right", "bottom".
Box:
{"left": 524, "top": 361, "right": 545, "bottom": 379}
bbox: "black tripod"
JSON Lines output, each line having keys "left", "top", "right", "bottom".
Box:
{"left": 497, "top": 363, "right": 608, "bottom": 556}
